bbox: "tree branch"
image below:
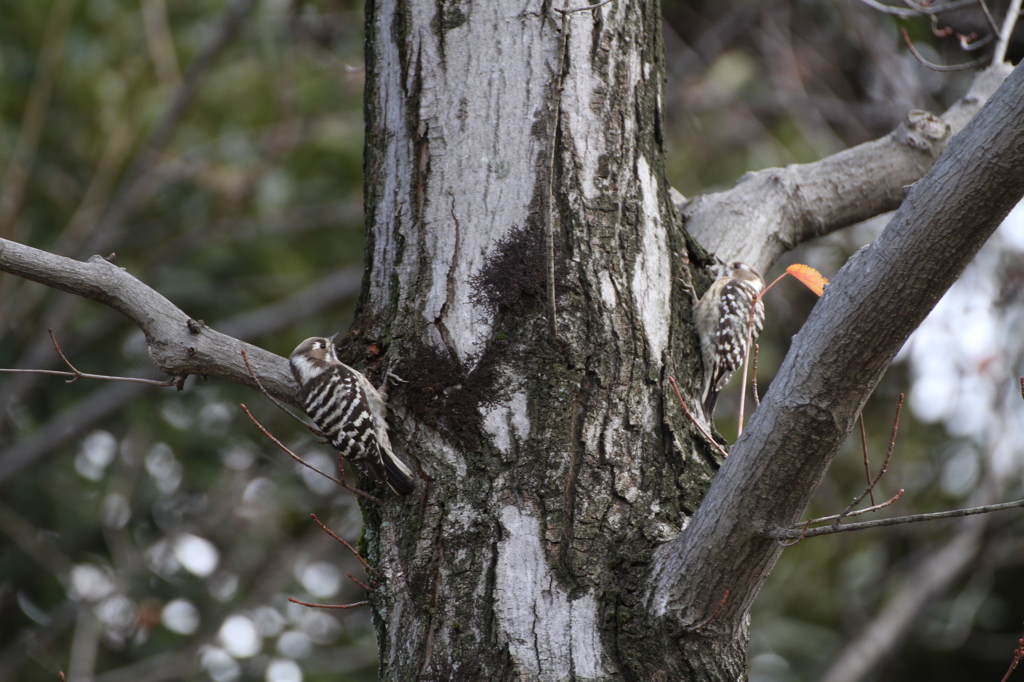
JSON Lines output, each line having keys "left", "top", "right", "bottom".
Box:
{"left": 768, "top": 497, "right": 1024, "bottom": 540}
{"left": 682, "top": 62, "right": 1013, "bottom": 274}
{"left": 0, "top": 238, "right": 298, "bottom": 405}
{"left": 650, "top": 61, "right": 1024, "bottom": 634}
{"left": 0, "top": 267, "right": 360, "bottom": 486}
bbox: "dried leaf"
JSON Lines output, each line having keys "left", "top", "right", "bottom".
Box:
{"left": 786, "top": 264, "right": 828, "bottom": 296}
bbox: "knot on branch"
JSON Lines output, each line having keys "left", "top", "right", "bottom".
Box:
{"left": 894, "top": 110, "right": 949, "bottom": 157}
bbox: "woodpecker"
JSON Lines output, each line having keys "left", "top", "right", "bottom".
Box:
{"left": 694, "top": 262, "right": 765, "bottom": 421}
{"left": 289, "top": 336, "right": 415, "bottom": 496}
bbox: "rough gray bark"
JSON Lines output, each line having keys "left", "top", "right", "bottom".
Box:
{"left": 359, "top": 0, "right": 730, "bottom": 678}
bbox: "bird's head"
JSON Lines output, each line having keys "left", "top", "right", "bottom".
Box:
{"left": 728, "top": 262, "right": 765, "bottom": 291}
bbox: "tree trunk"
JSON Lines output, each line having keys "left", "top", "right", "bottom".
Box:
{"left": 359, "top": 0, "right": 728, "bottom": 677}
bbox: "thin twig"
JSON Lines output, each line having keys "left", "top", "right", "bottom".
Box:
{"left": 832, "top": 394, "right": 903, "bottom": 528}
{"left": 901, "top": 0, "right": 982, "bottom": 15}
{"left": 976, "top": 0, "right": 1003, "bottom": 40}
{"left": 309, "top": 513, "right": 382, "bottom": 578}
{"left": 736, "top": 293, "right": 762, "bottom": 436}
{"left": 751, "top": 344, "right": 760, "bottom": 409}
{"left": 287, "top": 598, "right": 370, "bottom": 610}
{"left": 791, "top": 489, "right": 905, "bottom": 527}
{"left": 1000, "top": 629, "right": 1024, "bottom": 682}
{"left": 0, "top": 368, "right": 178, "bottom": 387}
{"left": 769, "top": 497, "right": 1024, "bottom": 541}
{"left": 347, "top": 573, "right": 374, "bottom": 592}
{"left": 686, "top": 590, "right": 730, "bottom": 631}
{"left": 993, "top": 0, "right": 1024, "bottom": 63}
{"left": 777, "top": 520, "right": 813, "bottom": 547}
{"left": 960, "top": 32, "right": 994, "bottom": 51}
{"left": 240, "top": 348, "right": 315, "bottom": 431}
{"left": 859, "top": 414, "right": 874, "bottom": 505}
{"left": 902, "top": 28, "right": 992, "bottom": 71}
{"left": 239, "top": 404, "right": 383, "bottom": 505}
{"left": 0, "top": 330, "right": 178, "bottom": 387}
{"left": 554, "top": 0, "right": 615, "bottom": 14}
{"left": 668, "top": 377, "right": 729, "bottom": 460}
{"left": 854, "top": 0, "right": 919, "bottom": 17}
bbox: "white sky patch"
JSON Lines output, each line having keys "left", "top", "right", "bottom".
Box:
{"left": 901, "top": 197, "right": 1024, "bottom": 483}
{"left": 162, "top": 598, "right": 200, "bottom": 635}
{"left": 631, "top": 155, "right": 671, "bottom": 368}
{"left": 219, "top": 614, "right": 262, "bottom": 658}
{"left": 173, "top": 533, "right": 219, "bottom": 578}
{"left": 495, "top": 506, "right": 609, "bottom": 679}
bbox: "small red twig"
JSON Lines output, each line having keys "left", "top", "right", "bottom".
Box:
{"left": 736, "top": 296, "right": 762, "bottom": 436}
{"left": 288, "top": 598, "right": 370, "bottom": 610}
{"left": 1000, "top": 628, "right": 1024, "bottom": 682}
{"left": 348, "top": 572, "right": 374, "bottom": 592}
{"left": 751, "top": 344, "right": 760, "bottom": 409}
{"left": 859, "top": 414, "right": 874, "bottom": 505}
{"left": 240, "top": 348, "right": 318, "bottom": 432}
{"left": 832, "top": 394, "right": 902, "bottom": 529}
{"left": 59, "top": 673, "right": 66, "bottom": 682}
{"left": 240, "top": 403, "right": 383, "bottom": 505}
{"left": 310, "top": 513, "right": 382, "bottom": 578}
{"left": 688, "top": 590, "right": 730, "bottom": 631}
{"left": 777, "top": 519, "right": 813, "bottom": 547}
{"left": 668, "top": 377, "right": 729, "bottom": 460}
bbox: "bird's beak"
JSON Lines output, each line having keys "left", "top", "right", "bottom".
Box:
{"left": 327, "top": 333, "right": 339, "bottom": 344}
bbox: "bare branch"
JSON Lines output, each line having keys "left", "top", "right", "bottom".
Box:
{"left": 0, "top": 329, "right": 179, "bottom": 387}
{"left": 683, "top": 62, "right": 1013, "bottom": 275}
{"left": 0, "top": 238, "right": 299, "bottom": 405}
{"left": 832, "top": 394, "right": 903, "bottom": 526}
{"left": 0, "top": 269, "right": 360, "bottom": 485}
{"left": 310, "top": 514, "right": 382, "bottom": 578}
{"left": 240, "top": 404, "right": 384, "bottom": 505}
{"left": 287, "top": 598, "right": 370, "bottom": 610}
{"left": 651, "top": 62, "right": 1024, "bottom": 634}
{"left": 1000, "top": 629, "right": 1024, "bottom": 682}
{"left": 240, "top": 348, "right": 315, "bottom": 431}
{"left": 769, "top": 498, "right": 1024, "bottom": 541}
{"left": 901, "top": 27, "right": 992, "bottom": 72}
{"left": 854, "top": 0, "right": 919, "bottom": 18}
{"left": 901, "top": 0, "right": 982, "bottom": 15}
{"left": 668, "top": 377, "right": 729, "bottom": 460}
{"left": 792, "top": 488, "right": 905, "bottom": 528}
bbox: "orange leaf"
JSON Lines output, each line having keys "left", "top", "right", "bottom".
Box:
{"left": 786, "top": 264, "right": 828, "bottom": 296}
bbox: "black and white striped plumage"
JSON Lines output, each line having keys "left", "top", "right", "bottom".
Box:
{"left": 694, "top": 262, "right": 765, "bottom": 421}
{"left": 289, "top": 337, "right": 415, "bottom": 496}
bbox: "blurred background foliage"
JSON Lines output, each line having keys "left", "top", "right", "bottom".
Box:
{"left": 0, "top": 0, "right": 1022, "bottom": 680}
